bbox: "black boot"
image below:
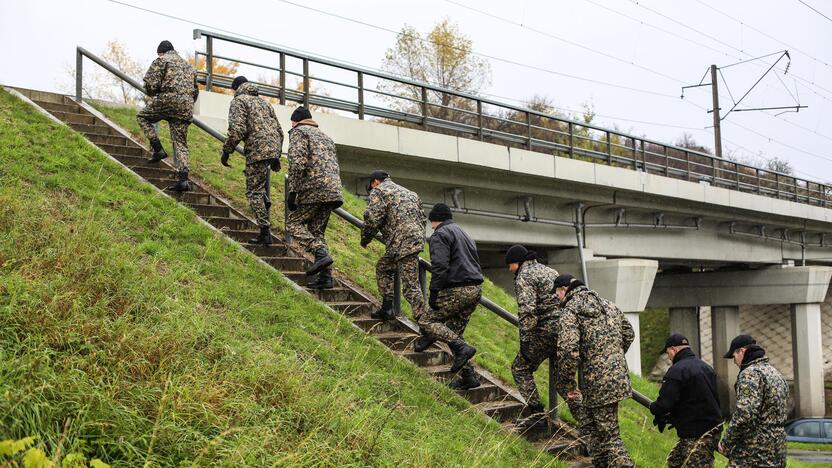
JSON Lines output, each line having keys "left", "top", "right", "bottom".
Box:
{"left": 413, "top": 334, "right": 436, "bottom": 352}
{"left": 306, "top": 247, "right": 333, "bottom": 276}
{"left": 370, "top": 297, "right": 395, "bottom": 320}
{"left": 307, "top": 268, "right": 334, "bottom": 289}
{"left": 147, "top": 138, "right": 168, "bottom": 162}
{"left": 515, "top": 404, "right": 548, "bottom": 432}
{"left": 170, "top": 169, "right": 190, "bottom": 192}
{"left": 249, "top": 226, "right": 273, "bottom": 245}
{"left": 448, "top": 339, "right": 476, "bottom": 373}
{"left": 448, "top": 367, "right": 480, "bottom": 390}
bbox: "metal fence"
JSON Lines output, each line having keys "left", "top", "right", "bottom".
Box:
{"left": 193, "top": 29, "right": 831, "bottom": 208}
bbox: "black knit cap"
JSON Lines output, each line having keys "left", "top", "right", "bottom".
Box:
{"left": 723, "top": 334, "right": 756, "bottom": 359}
{"left": 157, "top": 40, "right": 174, "bottom": 54}
{"left": 662, "top": 333, "right": 690, "bottom": 354}
{"left": 505, "top": 244, "right": 529, "bottom": 264}
{"left": 366, "top": 170, "right": 390, "bottom": 193}
{"left": 291, "top": 106, "right": 312, "bottom": 122}
{"left": 428, "top": 203, "right": 453, "bottom": 222}
{"left": 552, "top": 274, "right": 576, "bottom": 289}
{"left": 231, "top": 76, "right": 248, "bottom": 90}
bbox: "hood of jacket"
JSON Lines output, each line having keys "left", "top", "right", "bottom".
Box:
{"left": 234, "top": 81, "right": 259, "bottom": 97}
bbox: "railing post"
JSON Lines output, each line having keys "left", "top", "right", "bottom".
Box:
{"left": 631, "top": 138, "right": 637, "bottom": 170}
{"left": 205, "top": 36, "right": 214, "bottom": 92}
{"left": 283, "top": 175, "right": 291, "bottom": 244}
{"left": 606, "top": 131, "right": 612, "bottom": 165}
{"left": 526, "top": 111, "right": 533, "bottom": 150}
{"left": 357, "top": 71, "right": 365, "bottom": 120}
{"left": 775, "top": 173, "right": 781, "bottom": 199}
{"left": 393, "top": 271, "right": 402, "bottom": 315}
{"left": 735, "top": 163, "right": 741, "bottom": 189}
{"left": 421, "top": 87, "right": 428, "bottom": 129}
{"left": 477, "top": 100, "right": 483, "bottom": 141}
{"left": 685, "top": 151, "right": 691, "bottom": 181}
{"left": 418, "top": 263, "right": 427, "bottom": 299}
{"left": 279, "top": 53, "right": 286, "bottom": 105}
{"left": 663, "top": 145, "right": 669, "bottom": 176}
{"left": 547, "top": 358, "right": 559, "bottom": 433}
{"left": 75, "top": 48, "right": 83, "bottom": 102}
{"left": 756, "top": 168, "right": 761, "bottom": 194}
{"left": 302, "top": 58, "right": 310, "bottom": 107}
{"left": 568, "top": 122, "right": 574, "bottom": 158}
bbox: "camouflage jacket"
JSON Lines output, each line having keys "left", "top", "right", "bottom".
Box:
{"left": 287, "top": 120, "right": 343, "bottom": 204}
{"left": 143, "top": 51, "right": 198, "bottom": 120}
{"left": 555, "top": 285, "right": 635, "bottom": 407}
{"left": 222, "top": 82, "right": 283, "bottom": 164}
{"left": 513, "top": 260, "right": 560, "bottom": 339}
{"left": 723, "top": 356, "right": 788, "bottom": 467}
{"left": 361, "top": 179, "right": 426, "bottom": 259}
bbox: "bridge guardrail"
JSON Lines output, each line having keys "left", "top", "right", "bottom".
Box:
{"left": 74, "top": 46, "right": 655, "bottom": 420}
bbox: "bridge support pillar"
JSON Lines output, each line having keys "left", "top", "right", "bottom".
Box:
{"left": 711, "top": 305, "right": 740, "bottom": 417}
{"left": 549, "top": 249, "right": 658, "bottom": 376}
{"left": 791, "top": 302, "right": 826, "bottom": 417}
{"left": 669, "top": 307, "right": 701, "bottom": 356}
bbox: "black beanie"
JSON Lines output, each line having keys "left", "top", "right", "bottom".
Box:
{"left": 505, "top": 244, "right": 528, "bottom": 264}
{"left": 428, "top": 203, "right": 453, "bottom": 222}
{"left": 291, "top": 106, "right": 312, "bottom": 122}
{"left": 231, "top": 76, "right": 248, "bottom": 90}
{"left": 157, "top": 40, "right": 174, "bottom": 54}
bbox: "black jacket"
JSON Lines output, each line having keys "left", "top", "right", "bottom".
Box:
{"left": 428, "top": 220, "right": 483, "bottom": 291}
{"left": 649, "top": 348, "right": 723, "bottom": 438}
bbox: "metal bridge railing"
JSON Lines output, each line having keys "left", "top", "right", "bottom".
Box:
{"left": 74, "top": 45, "right": 655, "bottom": 421}
{"left": 191, "top": 28, "right": 831, "bottom": 209}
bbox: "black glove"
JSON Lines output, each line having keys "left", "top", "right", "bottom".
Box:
{"left": 428, "top": 290, "right": 439, "bottom": 310}
{"left": 360, "top": 236, "right": 372, "bottom": 248}
{"left": 652, "top": 414, "right": 667, "bottom": 433}
{"left": 270, "top": 158, "right": 281, "bottom": 171}
{"left": 287, "top": 192, "right": 298, "bottom": 211}
{"left": 220, "top": 151, "right": 231, "bottom": 167}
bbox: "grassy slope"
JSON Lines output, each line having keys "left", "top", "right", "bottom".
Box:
{"left": 640, "top": 308, "right": 670, "bottom": 374}
{"left": 90, "top": 102, "right": 815, "bottom": 467}
{"left": 0, "top": 90, "right": 560, "bottom": 466}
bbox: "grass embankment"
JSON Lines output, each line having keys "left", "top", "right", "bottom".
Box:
{"left": 640, "top": 308, "right": 670, "bottom": 374}
{"left": 91, "top": 101, "right": 735, "bottom": 466}
{"left": 0, "top": 89, "right": 560, "bottom": 465}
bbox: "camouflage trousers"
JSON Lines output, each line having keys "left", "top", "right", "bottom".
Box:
{"left": 377, "top": 251, "right": 425, "bottom": 317}
{"left": 416, "top": 285, "right": 481, "bottom": 370}
{"left": 667, "top": 426, "right": 720, "bottom": 468}
{"left": 136, "top": 104, "right": 190, "bottom": 172}
{"left": 512, "top": 320, "right": 583, "bottom": 422}
{"left": 726, "top": 428, "right": 786, "bottom": 468}
{"left": 583, "top": 402, "right": 633, "bottom": 468}
{"left": 244, "top": 160, "right": 272, "bottom": 228}
{"left": 286, "top": 201, "right": 339, "bottom": 254}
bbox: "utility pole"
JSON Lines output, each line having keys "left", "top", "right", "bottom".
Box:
{"left": 710, "top": 64, "right": 723, "bottom": 159}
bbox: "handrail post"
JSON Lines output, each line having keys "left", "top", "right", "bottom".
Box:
{"left": 421, "top": 87, "right": 428, "bottom": 129}
{"left": 75, "top": 48, "right": 83, "bottom": 102}
{"left": 418, "top": 262, "right": 427, "bottom": 299}
{"left": 526, "top": 111, "right": 533, "bottom": 150}
{"left": 548, "top": 359, "right": 559, "bottom": 433}
{"left": 606, "top": 131, "right": 612, "bottom": 165}
{"left": 756, "top": 169, "right": 761, "bottom": 194}
{"left": 357, "top": 71, "right": 365, "bottom": 120}
{"left": 631, "top": 138, "right": 637, "bottom": 170}
{"left": 302, "top": 58, "right": 310, "bottom": 107}
{"left": 568, "top": 122, "right": 574, "bottom": 158}
{"left": 477, "top": 100, "right": 483, "bottom": 141}
{"left": 685, "top": 151, "right": 691, "bottom": 181}
{"left": 663, "top": 145, "right": 669, "bottom": 176}
{"left": 205, "top": 36, "right": 214, "bottom": 92}
{"left": 735, "top": 163, "right": 741, "bottom": 189}
{"left": 283, "top": 175, "right": 291, "bottom": 244}
{"left": 279, "top": 53, "right": 286, "bottom": 105}
{"left": 775, "top": 173, "right": 781, "bottom": 199}
{"left": 393, "top": 271, "right": 402, "bottom": 315}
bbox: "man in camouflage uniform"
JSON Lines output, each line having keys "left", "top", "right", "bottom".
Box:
{"left": 221, "top": 76, "right": 283, "bottom": 246}
{"left": 650, "top": 334, "right": 723, "bottom": 468}
{"left": 504, "top": 244, "right": 580, "bottom": 432}
{"left": 137, "top": 40, "right": 199, "bottom": 192}
{"left": 718, "top": 335, "right": 788, "bottom": 468}
{"left": 555, "top": 273, "right": 635, "bottom": 467}
{"left": 360, "top": 172, "right": 430, "bottom": 326}
{"left": 414, "top": 203, "right": 482, "bottom": 386}
{"left": 286, "top": 106, "right": 343, "bottom": 290}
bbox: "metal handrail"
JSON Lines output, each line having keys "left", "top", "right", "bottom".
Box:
{"left": 192, "top": 29, "right": 830, "bottom": 208}
{"left": 74, "top": 45, "right": 654, "bottom": 415}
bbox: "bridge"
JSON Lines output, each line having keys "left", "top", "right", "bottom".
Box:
{"left": 117, "top": 29, "right": 832, "bottom": 418}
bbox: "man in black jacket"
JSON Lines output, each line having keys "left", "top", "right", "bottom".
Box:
{"left": 415, "top": 203, "right": 483, "bottom": 389}
{"left": 650, "top": 334, "right": 723, "bottom": 467}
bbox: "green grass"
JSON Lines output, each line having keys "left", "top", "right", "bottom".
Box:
{"left": 789, "top": 441, "right": 832, "bottom": 452}
{"left": 0, "top": 89, "right": 562, "bottom": 466}
{"left": 640, "top": 308, "right": 670, "bottom": 374}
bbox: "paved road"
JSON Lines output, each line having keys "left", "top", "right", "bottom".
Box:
{"left": 789, "top": 449, "right": 832, "bottom": 464}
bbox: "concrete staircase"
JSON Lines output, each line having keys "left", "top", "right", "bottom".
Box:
{"left": 11, "top": 87, "right": 585, "bottom": 461}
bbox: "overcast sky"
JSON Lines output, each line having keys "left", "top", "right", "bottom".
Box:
{"left": 2, "top": 0, "right": 831, "bottom": 182}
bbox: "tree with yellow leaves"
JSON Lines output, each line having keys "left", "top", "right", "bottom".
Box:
{"left": 187, "top": 54, "right": 240, "bottom": 95}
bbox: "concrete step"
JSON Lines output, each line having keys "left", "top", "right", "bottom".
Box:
{"left": 69, "top": 122, "right": 118, "bottom": 136}
{"left": 243, "top": 243, "right": 291, "bottom": 257}
{"left": 36, "top": 100, "right": 82, "bottom": 115}
{"left": 476, "top": 400, "right": 526, "bottom": 422}
{"left": 86, "top": 132, "right": 131, "bottom": 147}
{"left": 397, "top": 349, "right": 451, "bottom": 367}
{"left": 204, "top": 216, "right": 255, "bottom": 232}
{"left": 457, "top": 383, "right": 506, "bottom": 405}
{"left": 106, "top": 154, "right": 157, "bottom": 169}
{"left": 177, "top": 192, "right": 221, "bottom": 206}
{"left": 187, "top": 203, "right": 231, "bottom": 218}
{"left": 52, "top": 110, "right": 97, "bottom": 125}
{"left": 145, "top": 177, "right": 208, "bottom": 194}
{"left": 328, "top": 301, "right": 376, "bottom": 317}
{"left": 19, "top": 89, "right": 67, "bottom": 104}
{"left": 351, "top": 317, "right": 410, "bottom": 334}
{"left": 97, "top": 143, "right": 145, "bottom": 157}
{"left": 262, "top": 256, "right": 306, "bottom": 271}
{"left": 307, "top": 287, "right": 361, "bottom": 303}
{"left": 376, "top": 331, "right": 419, "bottom": 351}
{"left": 132, "top": 165, "right": 177, "bottom": 180}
